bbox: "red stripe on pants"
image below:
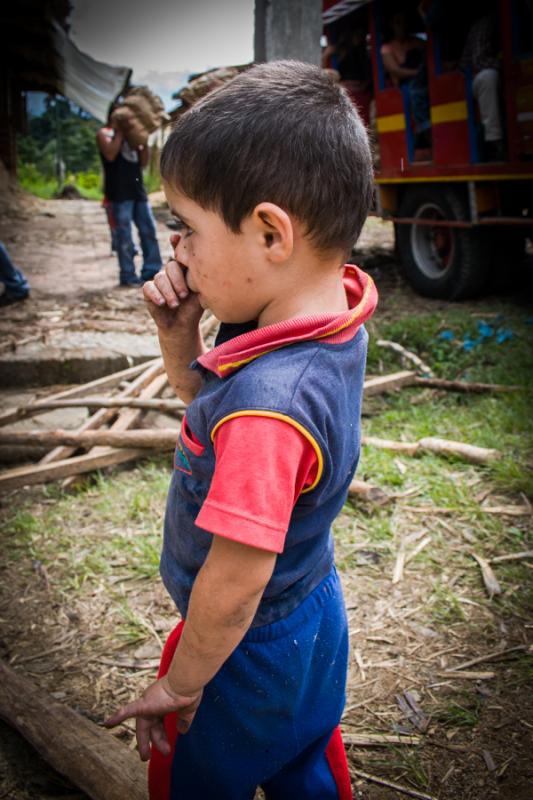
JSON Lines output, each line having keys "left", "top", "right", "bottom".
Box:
{"left": 148, "top": 621, "right": 185, "bottom": 800}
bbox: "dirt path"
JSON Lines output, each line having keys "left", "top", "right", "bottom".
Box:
{"left": 0, "top": 193, "right": 174, "bottom": 299}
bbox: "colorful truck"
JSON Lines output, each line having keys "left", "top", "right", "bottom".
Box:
{"left": 323, "top": 0, "right": 533, "bottom": 298}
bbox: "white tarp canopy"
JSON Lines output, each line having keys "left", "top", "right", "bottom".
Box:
{"left": 52, "top": 21, "right": 131, "bottom": 122}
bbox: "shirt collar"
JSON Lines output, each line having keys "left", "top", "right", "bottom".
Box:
{"left": 198, "top": 265, "right": 378, "bottom": 378}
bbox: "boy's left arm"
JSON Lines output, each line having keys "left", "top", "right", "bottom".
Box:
{"left": 105, "top": 535, "right": 276, "bottom": 760}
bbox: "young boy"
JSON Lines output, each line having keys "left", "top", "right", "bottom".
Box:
{"left": 105, "top": 60, "right": 377, "bottom": 800}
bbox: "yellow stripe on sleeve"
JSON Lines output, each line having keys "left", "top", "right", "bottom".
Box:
{"left": 210, "top": 410, "right": 324, "bottom": 493}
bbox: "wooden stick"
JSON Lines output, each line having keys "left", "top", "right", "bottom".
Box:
{"left": 361, "top": 435, "right": 501, "bottom": 465}
{"left": 61, "top": 371, "right": 168, "bottom": 489}
{"left": 481, "top": 505, "right": 532, "bottom": 516}
{"left": 470, "top": 553, "right": 502, "bottom": 597}
{"left": 352, "top": 768, "right": 437, "bottom": 800}
{"left": 363, "top": 371, "right": 416, "bottom": 396}
{"left": 39, "top": 360, "right": 165, "bottom": 466}
{"left": 342, "top": 732, "right": 421, "bottom": 746}
{"left": 0, "top": 333, "right": 44, "bottom": 353}
{"left": 0, "top": 448, "right": 152, "bottom": 493}
{"left": 347, "top": 479, "right": 389, "bottom": 504}
{"left": 489, "top": 550, "right": 533, "bottom": 563}
{"left": 363, "top": 436, "right": 418, "bottom": 456}
{"left": 437, "top": 670, "right": 495, "bottom": 680}
{"left": 405, "top": 536, "right": 431, "bottom": 565}
{"left": 89, "top": 373, "right": 168, "bottom": 440}
{"left": 4, "top": 397, "right": 186, "bottom": 414}
{"left": 0, "top": 428, "right": 179, "bottom": 449}
{"left": 418, "top": 437, "right": 501, "bottom": 464}
{"left": 0, "top": 661, "right": 147, "bottom": 800}
{"left": 414, "top": 377, "right": 525, "bottom": 394}
{"left": 0, "top": 358, "right": 162, "bottom": 428}
{"left": 376, "top": 339, "right": 433, "bottom": 377}
{"left": 444, "top": 645, "right": 527, "bottom": 672}
{"left": 392, "top": 542, "right": 406, "bottom": 584}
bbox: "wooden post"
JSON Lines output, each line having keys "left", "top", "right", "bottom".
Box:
{"left": 0, "top": 661, "right": 148, "bottom": 800}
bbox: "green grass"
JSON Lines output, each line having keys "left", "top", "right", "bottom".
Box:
{"left": 366, "top": 308, "right": 533, "bottom": 385}
{"left": 1, "top": 298, "right": 531, "bottom": 678}
{"left": 428, "top": 584, "right": 467, "bottom": 625}
{"left": 434, "top": 693, "right": 482, "bottom": 728}
{"left": 144, "top": 170, "right": 161, "bottom": 194}
{"left": 17, "top": 163, "right": 105, "bottom": 200}
{"left": 17, "top": 164, "right": 161, "bottom": 201}
{"left": 0, "top": 458, "right": 170, "bottom": 592}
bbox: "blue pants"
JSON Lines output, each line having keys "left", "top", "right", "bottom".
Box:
{"left": 112, "top": 200, "right": 162, "bottom": 283}
{"left": 406, "top": 64, "right": 431, "bottom": 134}
{"left": 0, "top": 242, "right": 30, "bottom": 298}
{"left": 169, "top": 569, "right": 349, "bottom": 799}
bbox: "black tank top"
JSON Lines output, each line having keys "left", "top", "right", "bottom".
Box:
{"left": 101, "top": 138, "right": 147, "bottom": 202}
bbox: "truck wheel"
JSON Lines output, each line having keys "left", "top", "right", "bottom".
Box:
{"left": 396, "top": 186, "right": 489, "bottom": 299}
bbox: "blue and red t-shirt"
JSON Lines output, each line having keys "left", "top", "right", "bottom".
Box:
{"left": 161, "top": 265, "right": 377, "bottom": 626}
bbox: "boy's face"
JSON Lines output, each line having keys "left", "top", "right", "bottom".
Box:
{"left": 164, "top": 183, "right": 277, "bottom": 324}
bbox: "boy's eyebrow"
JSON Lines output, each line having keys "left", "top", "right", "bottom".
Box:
{"left": 169, "top": 207, "right": 192, "bottom": 225}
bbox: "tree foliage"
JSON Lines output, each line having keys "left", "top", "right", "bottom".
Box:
{"left": 17, "top": 96, "right": 101, "bottom": 178}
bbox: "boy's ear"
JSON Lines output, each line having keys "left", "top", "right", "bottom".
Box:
{"left": 252, "top": 203, "right": 294, "bottom": 262}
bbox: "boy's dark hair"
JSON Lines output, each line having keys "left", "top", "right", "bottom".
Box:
{"left": 161, "top": 61, "right": 373, "bottom": 255}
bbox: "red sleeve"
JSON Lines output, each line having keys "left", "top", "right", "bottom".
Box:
{"left": 195, "top": 416, "right": 319, "bottom": 554}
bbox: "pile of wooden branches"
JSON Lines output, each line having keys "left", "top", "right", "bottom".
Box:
{"left": 0, "top": 330, "right": 519, "bottom": 497}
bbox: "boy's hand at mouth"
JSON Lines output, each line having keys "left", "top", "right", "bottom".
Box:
{"left": 143, "top": 258, "right": 203, "bottom": 331}
{"left": 144, "top": 235, "right": 206, "bottom": 403}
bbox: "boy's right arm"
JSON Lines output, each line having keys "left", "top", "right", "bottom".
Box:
{"left": 143, "top": 254, "right": 205, "bottom": 404}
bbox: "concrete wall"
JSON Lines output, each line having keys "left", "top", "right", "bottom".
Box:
{"left": 255, "top": 0, "right": 322, "bottom": 65}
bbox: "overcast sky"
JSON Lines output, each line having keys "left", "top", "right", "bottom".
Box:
{"left": 70, "top": 0, "right": 255, "bottom": 105}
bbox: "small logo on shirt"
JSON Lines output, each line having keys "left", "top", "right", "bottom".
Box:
{"left": 175, "top": 440, "right": 192, "bottom": 475}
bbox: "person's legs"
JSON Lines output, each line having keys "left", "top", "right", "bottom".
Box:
{"left": 262, "top": 727, "right": 352, "bottom": 800}
{"left": 408, "top": 65, "right": 431, "bottom": 149}
{"left": 112, "top": 201, "right": 138, "bottom": 284}
{"left": 0, "top": 242, "right": 30, "bottom": 300}
{"left": 133, "top": 201, "right": 162, "bottom": 281}
{"left": 104, "top": 200, "right": 119, "bottom": 253}
{"left": 472, "top": 68, "right": 502, "bottom": 142}
{"left": 152, "top": 570, "right": 350, "bottom": 800}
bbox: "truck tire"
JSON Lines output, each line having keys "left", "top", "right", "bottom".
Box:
{"left": 396, "top": 186, "right": 489, "bottom": 299}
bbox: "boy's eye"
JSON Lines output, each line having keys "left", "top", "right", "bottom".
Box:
{"left": 174, "top": 219, "right": 194, "bottom": 238}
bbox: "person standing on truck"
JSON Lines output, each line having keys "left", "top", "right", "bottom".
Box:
{"left": 459, "top": 12, "right": 504, "bottom": 161}
{"left": 381, "top": 10, "right": 431, "bottom": 150}
{"left": 322, "top": 24, "right": 373, "bottom": 126}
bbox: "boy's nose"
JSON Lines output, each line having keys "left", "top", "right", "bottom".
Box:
{"left": 174, "top": 236, "right": 189, "bottom": 267}
{"left": 169, "top": 234, "right": 186, "bottom": 264}
{"left": 169, "top": 232, "right": 181, "bottom": 252}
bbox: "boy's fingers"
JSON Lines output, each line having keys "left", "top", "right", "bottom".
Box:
{"left": 143, "top": 281, "right": 166, "bottom": 308}
{"left": 136, "top": 717, "right": 152, "bottom": 762}
{"left": 104, "top": 700, "right": 141, "bottom": 728}
{"left": 153, "top": 271, "right": 180, "bottom": 308}
{"left": 164, "top": 259, "right": 189, "bottom": 299}
{"left": 143, "top": 281, "right": 166, "bottom": 307}
{"left": 150, "top": 721, "right": 171, "bottom": 755}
